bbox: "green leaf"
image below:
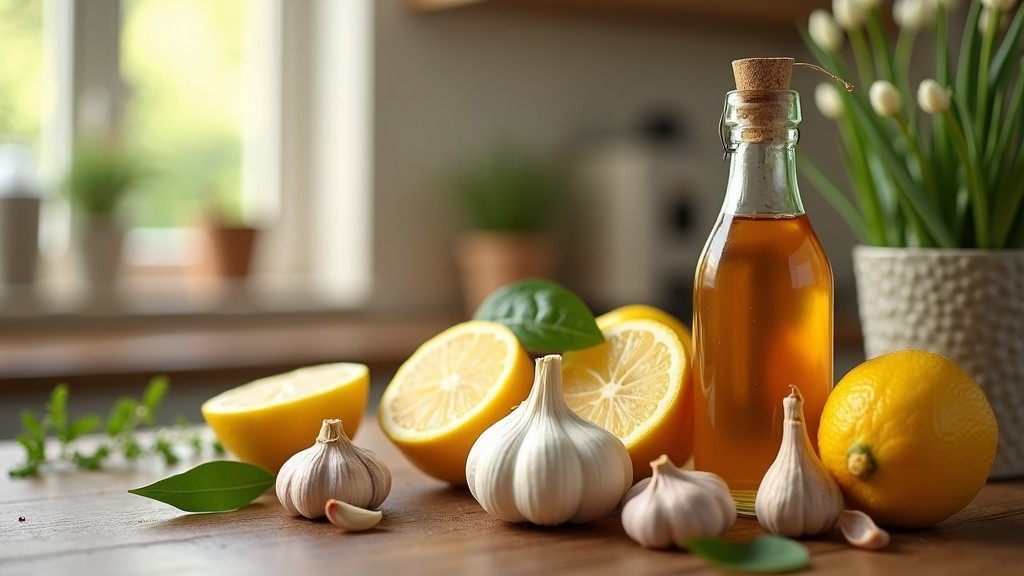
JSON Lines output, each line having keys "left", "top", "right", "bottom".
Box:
{"left": 141, "top": 375, "right": 169, "bottom": 422}
{"left": 473, "top": 278, "right": 604, "bottom": 353}
{"left": 47, "top": 384, "right": 69, "bottom": 441}
{"left": 20, "top": 410, "right": 45, "bottom": 442}
{"left": 73, "top": 446, "right": 110, "bottom": 471}
{"left": 67, "top": 414, "right": 102, "bottom": 442}
{"left": 128, "top": 461, "right": 275, "bottom": 513}
{"left": 106, "top": 398, "right": 138, "bottom": 436}
{"left": 683, "top": 535, "right": 810, "bottom": 574}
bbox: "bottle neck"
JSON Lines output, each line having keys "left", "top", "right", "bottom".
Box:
{"left": 722, "top": 140, "right": 804, "bottom": 216}
{"left": 720, "top": 89, "right": 804, "bottom": 217}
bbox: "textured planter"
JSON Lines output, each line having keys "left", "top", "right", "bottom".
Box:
{"left": 853, "top": 246, "right": 1024, "bottom": 479}
{"left": 456, "top": 232, "right": 557, "bottom": 317}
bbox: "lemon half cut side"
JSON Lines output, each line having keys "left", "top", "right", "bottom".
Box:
{"left": 201, "top": 362, "right": 370, "bottom": 474}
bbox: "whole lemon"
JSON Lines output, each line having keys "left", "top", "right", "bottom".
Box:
{"left": 818, "top": 349, "right": 998, "bottom": 528}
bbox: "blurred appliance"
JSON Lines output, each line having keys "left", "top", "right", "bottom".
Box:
{"left": 565, "top": 134, "right": 704, "bottom": 320}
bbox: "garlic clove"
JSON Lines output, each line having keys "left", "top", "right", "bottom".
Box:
{"left": 325, "top": 498, "right": 383, "bottom": 532}
{"left": 755, "top": 385, "right": 844, "bottom": 537}
{"left": 838, "top": 509, "right": 890, "bottom": 550}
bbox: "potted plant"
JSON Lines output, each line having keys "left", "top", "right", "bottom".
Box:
{"left": 64, "top": 140, "right": 147, "bottom": 286}
{"left": 195, "top": 186, "right": 259, "bottom": 281}
{"left": 801, "top": 0, "right": 1023, "bottom": 478}
{"left": 447, "top": 144, "right": 562, "bottom": 316}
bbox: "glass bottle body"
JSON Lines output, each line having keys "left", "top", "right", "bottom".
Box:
{"left": 692, "top": 91, "right": 833, "bottom": 515}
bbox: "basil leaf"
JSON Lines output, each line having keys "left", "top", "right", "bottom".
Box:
{"left": 128, "top": 461, "right": 275, "bottom": 513}
{"left": 683, "top": 535, "right": 810, "bottom": 573}
{"left": 473, "top": 278, "right": 604, "bottom": 353}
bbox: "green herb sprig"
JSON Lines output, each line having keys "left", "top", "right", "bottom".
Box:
{"left": 8, "top": 377, "right": 222, "bottom": 478}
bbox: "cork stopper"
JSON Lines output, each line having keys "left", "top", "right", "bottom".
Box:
{"left": 732, "top": 58, "right": 794, "bottom": 91}
{"left": 728, "top": 57, "right": 797, "bottom": 144}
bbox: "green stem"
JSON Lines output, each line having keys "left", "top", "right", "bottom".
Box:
{"left": 866, "top": 8, "right": 895, "bottom": 82}
{"left": 799, "top": 154, "right": 871, "bottom": 244}
{"left": 894, "top": 28, "right": 918, "bottom": 133}
{"left": 956, "top": 2, "right": 983, "bottom": 112}
{"left": 976, "top": 11, "right": 1001, "bottom": 138}
{"left": 946, "top": 101, "right": 990, "bottom": 248}
{"left": 936, "top": 4, "right": 950, "bottom": 86}
{"left": 894, "top": 113, "right": 940, "bottom": 218}
{"left": 849, "top": 27, "right": 876, "bottom": 89}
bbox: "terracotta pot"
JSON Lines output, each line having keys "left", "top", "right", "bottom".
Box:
{"left": 853, "top": 246, "right": 1024, "bottom": 479}
{"left": 456, "top": 232, "right": 557, "bottom": 317}
{"left": 201, "top": 225, "right": 258, "bottom": 278}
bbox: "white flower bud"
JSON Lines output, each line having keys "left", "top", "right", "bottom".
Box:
{"left": 917, "top": 79, "right": 951, "bottom": 114}
{"left": 834, "top": 0, "right": 866, "bottom": 29}
{"left": 809, "top": 9, "right": 845, "bottom": 52}
{"left": 894, "top": 0, "right": 935, "bottom": 30}
{"left": 981, "top": 0, "right": 1018, "bottom": 13}
{"left": 977, "top": 6, "right": 1010, "bottom": 32}
{"left": 815, "top": 82, "right": 845, "bottom": 119}
{"left": 869, "top": 81, "right": 902, "bottom": 117}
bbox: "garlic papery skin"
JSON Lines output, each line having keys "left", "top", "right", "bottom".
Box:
{"left": 276, "top": 418, "right": 391, "bottom": 519}
{"left": 621, "top": 455, "right": 736, "bottom": 549}
{"left": 465, "top": 354, "right": 633, "bottom": 526}
{"left": 755, "top": 386, "right": 844, "bottom": 537}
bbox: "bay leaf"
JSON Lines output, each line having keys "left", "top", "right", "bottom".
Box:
{"left": 128, "top": 460, "right": 274, "bottom": 513}
{"left": 682, "top": 535, "right": 810, "bottom": 573}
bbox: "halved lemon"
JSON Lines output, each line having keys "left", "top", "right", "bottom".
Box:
{"left": 378, "top": 321, "right": 533, "bottom": 485}
{"left": 201, "top": 363, "right": 369, "bottom": 474}
{"left": 597, "top": 304, "right": 692, "bottom": 359}
{"left": 562, "top": 318, "right": 691, "bottom": 481}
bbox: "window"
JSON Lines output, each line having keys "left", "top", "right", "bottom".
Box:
{"left": 1, "top": 0, "right": 372, "bottom": 313}
{"left": 0, "top": 0, "right": 43, "bottom": 150}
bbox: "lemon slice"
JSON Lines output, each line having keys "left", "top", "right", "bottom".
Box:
{"left": 562, "top": 318, "right": 691, "bottom": 481}
{"left": 378, "top": 320, "right": 533, "bottom": 485}
{"left": 201, "top": 363, "right": 369, "bottom": 473}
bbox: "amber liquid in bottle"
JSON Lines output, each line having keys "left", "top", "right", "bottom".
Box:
{"left": 693, "top": 90, "right": 833, "bottom": 515}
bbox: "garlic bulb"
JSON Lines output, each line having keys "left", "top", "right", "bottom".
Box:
{"left": 276, "top": 418, "right": 391, "bottom": 519}
{"left": 755, "top": 385, "right": 844, "bottom": 537}
{"left": 465, "top": 354, "right": 633, "bottom": 526}
{"left": 621, "top": 455, "right": 736, "bottom": 549}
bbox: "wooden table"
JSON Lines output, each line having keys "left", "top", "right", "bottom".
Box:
{"left": 2, "top": 422, "right": 1022, "bottom": 576}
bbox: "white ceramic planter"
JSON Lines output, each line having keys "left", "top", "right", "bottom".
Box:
{"left": 853, "top": 246, "right": 1024, "bottom": 479}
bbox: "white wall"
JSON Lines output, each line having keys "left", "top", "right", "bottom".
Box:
{"left": 370, "top": 1, "right": 858, "bottom": 316}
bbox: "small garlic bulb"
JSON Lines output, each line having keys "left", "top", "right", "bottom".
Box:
{"left": 465, "top": 354, "right": 633, "bottom": 526}
{"left": 621, "top": 455, "right": 736, "bottom": 549}
{"left": 276, "top": 418, "right": 391, "bottom": 519}
{"left": 755, "top": 386, "right": 844, "bottom": 537}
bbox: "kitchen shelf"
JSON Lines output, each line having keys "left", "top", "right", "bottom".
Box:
{"left": 407, "top": 0, "right": 829, "bottom": 29}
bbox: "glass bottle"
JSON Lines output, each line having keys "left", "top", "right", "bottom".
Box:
{"left": 692, "top": 88, "right": 833, "bottom": 515}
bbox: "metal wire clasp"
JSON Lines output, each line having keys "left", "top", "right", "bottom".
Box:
{"left": 719, "top": 107, "right": 735, "bottom": 161}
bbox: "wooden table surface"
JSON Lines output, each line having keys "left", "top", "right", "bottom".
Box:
{"left": 2, "top": 421, "right": 1023, "bottom": 576}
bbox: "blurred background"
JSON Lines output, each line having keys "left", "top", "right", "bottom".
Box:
{"left": 0, "top": 0, "right": 862, "bottom": 437}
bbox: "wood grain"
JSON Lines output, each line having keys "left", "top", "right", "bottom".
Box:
{"left": 2, "top": 421, "right": 1022, "bottom": 575}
